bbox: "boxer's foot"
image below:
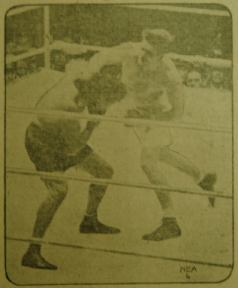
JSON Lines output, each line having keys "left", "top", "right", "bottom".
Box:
{"left": 80, "top": 215, "right": 120, "bottom": 234}
{"left": 198, "top": 173, "right": 217, "bottom": 207}
{"left": 22, "top": 250, "right": 57, "bottom": 270}
{"left": 143, "top": 217, "right": 181, "bottom": 241}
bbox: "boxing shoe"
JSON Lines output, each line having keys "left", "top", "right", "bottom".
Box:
{"left": 198, "top": 173, "right": 217, "bottom": 207}
{"left": 21, "top": 249, "right": 57, "bottom": 270}
{"left": 142, "top": 217, "right": 181, "bottom": 241}
{"left": 80, "top": 215, "right": 120, "bottom": 234}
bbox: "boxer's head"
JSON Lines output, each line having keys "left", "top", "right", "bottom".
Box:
{"left": 75, "top": 64, "right": 126, "bottom": 115}
{"left": 142, "top": 29, "right": 174, "bottom": 56}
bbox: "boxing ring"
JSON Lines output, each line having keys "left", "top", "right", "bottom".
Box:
{"left": 5, "top": 4, "right": 233, "bottom": 284}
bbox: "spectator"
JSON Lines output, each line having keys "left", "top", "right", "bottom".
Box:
{"left": 51, "top": 50, "right": 67, "bottom": 72}
{"left": 185, "top": 70, "right": 202, "bottom": 88}
{"left": 16, "top": 60, "right": 29, "bottom": 78}
{"left": 210, "top": 69, "right": 225, "bottom": 90}
{"left": 6, "top": 63, "right": 17, "bottom": 83}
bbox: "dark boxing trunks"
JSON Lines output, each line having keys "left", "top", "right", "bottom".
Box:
{"left": 25, "top": 122, "right": 93, "bottom": 172}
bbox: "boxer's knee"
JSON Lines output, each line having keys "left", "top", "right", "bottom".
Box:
{"left": 158, "top": 146, "right": 170, "bottom": 161}
{"left": 43, "top": 179, "right": 68, "bottom": 202}
{"left": 99, "top": 164, "right": 114, "bottom": 179}
{"left": 141, "top": 146, "right": 161, "bottom": 169}
{"left": 141, "top": 146, "right": 169, "bottom": 184}
{"left": 141, "top": 147, "right": 157, "bottom": 175}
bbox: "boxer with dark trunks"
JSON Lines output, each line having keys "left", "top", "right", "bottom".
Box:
{"left": 22, "top": 64, "right": 126, "bottom": 270}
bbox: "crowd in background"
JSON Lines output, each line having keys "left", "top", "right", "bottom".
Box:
{"left": 178, "top": 61, "right": 231, "bottom": 90}
{"left": 6, "top": 5, "right": 232, "bottom": 90}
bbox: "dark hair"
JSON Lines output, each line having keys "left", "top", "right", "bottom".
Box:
{"left": 74, "top": 64, "right": 126, "bottom": 104}
{"left": 99, "top": 64, "right": 122, "bottom": 77}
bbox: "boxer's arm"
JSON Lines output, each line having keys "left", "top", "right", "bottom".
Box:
{"left": 164, "top": 82, "right": 184, "bottom": 120}
{"left": 55, "top": 105, "right": 99, "bottom": 150}
{"left": 66, "top": 120, "right": 100, "bottom": 156}
{"left": 65, "top": 42, "right": 141, "bottom": 80}
{"left": 51, "top": 40, "right": 104, "bottom": 55}
{"left": 153, "top": 83, "right": 184, "bottom": 121}
{"left": 85, "top": 42, "right": 137, "bottom": 74}
{"left": 65, "top": 49, "right": 120, "bottom": 81}
{"left": 62, "top": 119, "right": 98, "bottom": 154}
{"left": 51, "top": 40, "right": 138, "bottom": 57}
{"left": 155, "top": 58, "right": 184, "bottom": 121}
{"left": 58, "top": 100, "right": 99, "bottom": 146}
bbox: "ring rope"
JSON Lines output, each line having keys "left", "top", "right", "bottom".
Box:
{"left": 7, "top": 107, "right": 231, "bottom": 134}
{"left": 7, "top": 167, "right": 232, "bottom": 200}
{"left": 7, "top": 236, "right": 232, "bottom": 269}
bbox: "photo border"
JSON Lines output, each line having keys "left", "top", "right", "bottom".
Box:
{"left": 3, "top": 1, "right": 235, "bottom": 286}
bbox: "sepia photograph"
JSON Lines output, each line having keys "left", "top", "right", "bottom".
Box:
{"left": 4, "top": 2, "right": 234, "bottom": 285}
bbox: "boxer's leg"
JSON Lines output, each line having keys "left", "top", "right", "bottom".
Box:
{"left": 146, "top": 126, "right": 216, "bottom": 206}
{"left": 141, "top": 146, "right": 173, "bottom": 212}
{"left": 78, "top": 151, "right": 120, "bottom": 234}
{"left": 22, "top": 179, "right": 68, "bottom": 269}
{"left": 32, "top": 179, "right": 68, "bottom": 239}
{"left": 158, "top": 146, "right": 201, "bottom": 182}
{"left": 158, "top": 147, "right": 216, "bottom": 206}
{"left": 141, "top": 146, "right": 181, "bottom": 241}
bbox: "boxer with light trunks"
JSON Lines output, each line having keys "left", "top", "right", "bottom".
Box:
{"left": 124, "top": 29, "right": 217, "bottom": 241}
{"left": 52, "top": 31, "right": 217, "bottom": 242}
